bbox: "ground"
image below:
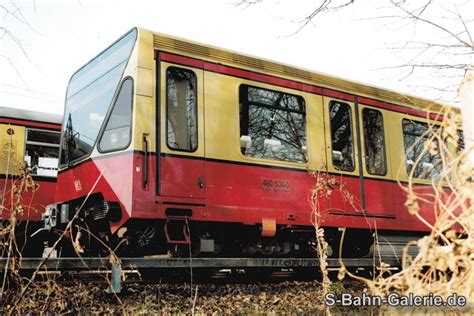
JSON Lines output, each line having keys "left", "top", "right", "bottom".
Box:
{"left": 2, "top": 277, "right": 374, "bottom": 314}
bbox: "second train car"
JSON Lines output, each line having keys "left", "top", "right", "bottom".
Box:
{"left": 1, "top": 106, "right": 61, "bottom": 255}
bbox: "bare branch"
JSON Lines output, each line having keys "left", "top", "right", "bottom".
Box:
{"left": 0, "top": 55, "right": 29, "bottom": 89}
{"left": 398, "top": 41, "right": 468, "bottom": 49}
{"left": 4, "top": 0, "right": 35, "bottom": 32}
{"left": 0, "top": 26, "right": 34, "bottom": 65}
{"left": 414, "top": 0, "right": 433, "bottom": 18}
{"left": 390, "top": 0, "right": 473, "bottom": 49}
{"left": 232, "top": 0, "right": 263, "bottom": 8}
{"left": 289, "top": 0, "right": 354, "bottom": 35}
{"left": 453, "top": 5, "right": 474, "bottom": 48}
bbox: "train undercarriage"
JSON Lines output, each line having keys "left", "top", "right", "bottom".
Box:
{"left": 40, "top": 202, "right": 419, "bottom": 261}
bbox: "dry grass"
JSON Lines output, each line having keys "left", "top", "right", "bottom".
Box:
{"left": 331, "top": 108, "right": 474, "bottom": 313}
{"left": 372, "top": 109, "right": 472, "bottom": 301}
{"left": 310, "top": 169, "right": 365, "bottom": 315}
{"left": 0, "top": 164, "right": 38, "bottom": 298}
{"left": 308, "top": 107, "right": 473, "bottom": 313}
{"left": 309, "top": 170, "right": 333, "bottom": 296}
{"left": 0, "top": 146, "right": 124, "bottom": 313}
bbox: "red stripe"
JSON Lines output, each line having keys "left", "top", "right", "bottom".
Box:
{"left": 160, "top": 52, "right": 441, "bottom": 120}
{"left": 161, "top": 52, "right": 322, "bottom": 94}
{"left": 359, "top": 97, "right": 442, "bottom": 121}
{"left": 162, "top": 53, "right": 203, "bottom": 69}
{"left": 0, "top": 117, "right": 61, "bottom": 130}
{"left": 323, "top": 88, "right": 354, "bottom": 102}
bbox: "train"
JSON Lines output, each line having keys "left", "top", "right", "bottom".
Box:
{"left": 37, "top": 27, "right": 460, "bottom": 258}
{"left": 0, "top": 106, "right": 61, "bottom": 255}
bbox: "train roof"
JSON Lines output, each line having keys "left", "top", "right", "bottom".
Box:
{"left": 145, "top": 28, "right": 452, "bottom": 114}
{"left": 0, "top": 106, "right": 62, "bottom": 125}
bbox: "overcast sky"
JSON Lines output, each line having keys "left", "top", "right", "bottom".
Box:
{"left": 1, "top": 0, "right": 472, "bottom": 115}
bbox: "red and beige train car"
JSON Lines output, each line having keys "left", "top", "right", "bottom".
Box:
{"left": 42, "top": 28, "right": 457, "bottom": 257}
{"left": 1, "top": 106, "right": 61, "bottom": 254}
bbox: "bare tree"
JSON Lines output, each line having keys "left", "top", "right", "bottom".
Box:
{"left": 236, "top": 0, "right": 473, "bottom": 103}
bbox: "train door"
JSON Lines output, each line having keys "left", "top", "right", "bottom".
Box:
{"left": 158, "top": 60, "right": 206, "bottom": 200}
{"left": 358, "top": 105, "right": 395, "bottom": 217}
{"left": 0, "top": 124, "right": 25, "bottom": 216}
{"left": 323, "top": 96, "right": 362, "bottom": 214}
{"left": 0, "top": 124, "right": 25, "bottom": 177}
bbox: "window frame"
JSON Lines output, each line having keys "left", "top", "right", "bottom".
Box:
{"left": 165, "top": 66, "right": 199, "bottom": 153}
{"left": 401, "top": 118, "right": 442, "bottom": 180}
{"left": 24, "top": 127, "right": 60, "bottom": 178}
{"left": 238, "top": 84, "right": 308, "bottom": 164}
{"left": 457, "top": 130, "right": 465, "bottom": 153}
{"left": 328, "top": 100, "right": 355, "bottom": 172}
{"left": 59, "top": 28, "right": 137, "bottom": 168}
{"left": 362, "top": 107, "right": 388, "bottom": 176}
{"left": 97, "top": 76, "right": 135, "bottom": 154}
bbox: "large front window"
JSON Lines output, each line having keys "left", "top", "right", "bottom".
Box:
{"left": 60, "top": 29, "right": 137, "bottom": 166}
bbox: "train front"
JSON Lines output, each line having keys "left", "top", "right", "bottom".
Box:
{"left": 42, "top": 28, "right": 156, "bottom": 255}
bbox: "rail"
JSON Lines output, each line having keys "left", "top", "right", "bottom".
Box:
{"left": 0, "top": 257, "right": 401, "bottom": 270}
{"left": 0, "top": 257, "right": 401, "bottom": 294}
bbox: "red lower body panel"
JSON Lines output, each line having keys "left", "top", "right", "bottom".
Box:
{"left": 155, "top": 155, "right": 441, "bottom": 232}
{"left": 0, "top": 176, "right": 56, "bottom": 221}
{"left": 54, "top": 152, "right": 448, "bottom": 234}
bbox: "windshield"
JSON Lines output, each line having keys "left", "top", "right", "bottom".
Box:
{"left": 60, "top": 29, "right": 137, "bottom": 166}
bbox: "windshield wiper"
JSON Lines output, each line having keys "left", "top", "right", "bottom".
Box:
{"left": 63, "top": 113, "right": 76, "bottom": 167}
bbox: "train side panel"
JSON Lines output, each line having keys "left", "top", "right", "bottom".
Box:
{"left": 0, "top": 122, "right": 59, "bottom": 221}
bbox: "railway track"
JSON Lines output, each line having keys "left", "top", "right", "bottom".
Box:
{"left": 0, "top": 256, "right": 401, "bottom": 292}
{"left": 0, "top": 256, "right": 402, "bottom": 270}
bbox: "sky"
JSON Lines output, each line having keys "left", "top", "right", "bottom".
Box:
{"left": 1, "top": 0, "right": 472, "bottom": 115}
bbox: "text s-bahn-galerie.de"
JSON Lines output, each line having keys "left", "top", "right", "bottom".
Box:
{"left": 41, "top": 28, "right": 459, "bottom": 258}
{"left": 0, "top": 107, "right": 61, "bottom": 255}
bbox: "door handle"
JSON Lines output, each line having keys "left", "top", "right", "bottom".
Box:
{"left": 142, "top": 134, "right": 149, "bottom": 188}
{"left": 198, "top": 176, "right": 204, "bottom": 189}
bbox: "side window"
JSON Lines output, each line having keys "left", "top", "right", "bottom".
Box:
{"left": 166, "top": 67, "right": 197, "bottom": 152}
{"left": 402, "top": 119, "right": 442, "bottom": 180}
{"left": 362, "top": 108, "right": 387, "bottom": 175}
{"left": 457, "top": 130, "right": 465, "bottom": 153}
{"left": 329, "top": 101, "right": 354, "bottom": 171}
{"left": 25, "top": 129, "right": 60, "bottom": 177}
{"left": 239, "top": 85, "right": 307, "bottom": 163}
{"left": 99, "top": 78, "right": 133, "bottom": 152}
